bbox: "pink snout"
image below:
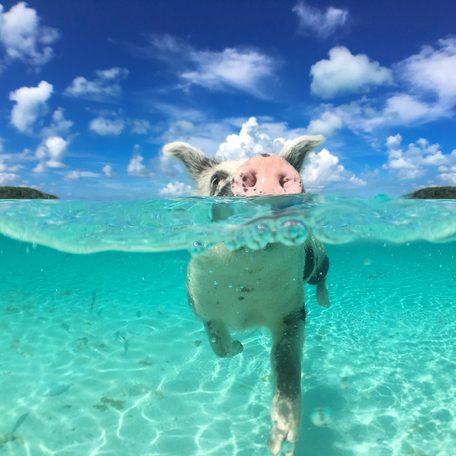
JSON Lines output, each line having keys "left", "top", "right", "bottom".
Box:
{"left": 231, "top": 155, "right": 303, "bottom": 196}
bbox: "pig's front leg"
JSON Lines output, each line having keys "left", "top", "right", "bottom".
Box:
{"left": 268, "top": 308, "right": 305, "bottom": 456}
{"left": 203, "top": 320, "right": 244, "bottom": 358}
{"left": 316, "top": 277, "right": 330, "bottom": 308}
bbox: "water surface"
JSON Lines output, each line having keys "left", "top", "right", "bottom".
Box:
{"left": 0, "top": 195, "right": 455, "bottom": 456}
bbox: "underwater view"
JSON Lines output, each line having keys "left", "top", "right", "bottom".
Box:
{"left": 1, "top": 195, "right": 455, "bottom": 456}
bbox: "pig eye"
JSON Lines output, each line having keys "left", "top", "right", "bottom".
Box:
{"left": 209, "top": 170, "right": 229, "bottom": 195}
{"left": 210, "top": 175, "right": 220, "bottom": 189}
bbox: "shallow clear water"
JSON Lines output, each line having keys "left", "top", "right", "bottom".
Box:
{"left": 0, "top": 196, "right": 455, "bottom": 456}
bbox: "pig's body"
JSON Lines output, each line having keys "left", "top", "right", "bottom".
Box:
{"left": 164, "top": 135, "right": 329, "bottom": 456}
{"left": 188, "top": 243, "right": 304, "bottom": 329}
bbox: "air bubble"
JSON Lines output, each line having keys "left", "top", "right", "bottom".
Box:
{"left": 310, "top": 407, "right": 332, "bottom": 427}
{"left": 190, "top": 240, "right": 206, "bottom": 256}
{"left": 244, "top": 221, "right": 274, "bottom": 250}
{"left": 225, "top": 232, "right": 245, "bottom": 251}
{"left": 277, "top": 219, "right": 308, "bottom": 246}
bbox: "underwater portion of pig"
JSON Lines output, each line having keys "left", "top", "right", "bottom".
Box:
{"left": 164, "top": 135, "right": 330, "bottom": 456}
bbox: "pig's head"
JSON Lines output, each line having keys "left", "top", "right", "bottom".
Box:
{"left": 163, "top": 135, "right": 324, "bottom": 197}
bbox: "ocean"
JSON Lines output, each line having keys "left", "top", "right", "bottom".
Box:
{"left": 0, "top": 195, "right": 455, "bottom": 456}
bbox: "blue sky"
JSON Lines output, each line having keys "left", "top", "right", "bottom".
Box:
{"left": 1, "top": 0, "right": 456, "bottom": 199}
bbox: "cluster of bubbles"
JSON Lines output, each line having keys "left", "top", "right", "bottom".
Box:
{"left": 224, "top": 217, "right": 309, "bottom": 251}
{"left": 1, "top": 196, "right": 456, "bottom": 255}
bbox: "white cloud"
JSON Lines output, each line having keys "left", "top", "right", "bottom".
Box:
{"left": 181, "top": 47, "right": 274, "bottom": 97}
{"left": 316, "top": 92, "right": 449, "bottom": 134}
{"left": 89, "top": 117, "right": 125, "bottom": 136}
{"left": 9, "top": 81, "right": 53, "bottom": 133}
{"left": 293, "top": 1, "right": 349, "bottom": 38}
{"left": 399, "top": 38, "right": 456, "bottom": 103}
{"left": 127, "top": 145, "right": 150, "bottom": 176}
{"left": 130, "top": 119, "right": 151, "bottom": 135}
{"left": 65, "top": 67, "right": 129, "bottom": 101}
{"left": 383, "top": 94, "right": 446, "bottom": 124}
{"left": 310, "top": 47, "right": 392, "bottom": 99}
{"left": 386, "top": 133, "right": 402, "bottom": 149}
{"left": 0, "top": 170, "right": 18, "bottom": 184}
{"left": 217, "top": 117, "right": 279, "bottom": 160}
{"left": 102, "top": 164, "right": 115, "bottom": 177}
{"left": 161, "top": 117, "right": 242, "bottom": 157}
{"left": 34, "top": 135, "right": 68, "bottom": 172}
{"left": 142, "top": 35, "right": 276, "bottom": 98}
{"left": 306, "top": 111, "right": 343, "bottom": 136}
{"left": 159, "top": 181, "right": 192, "bottom": 196}
{"left": 0, "top": 151, "right": 19, "bottom": 184}
{"left": 302, "top": 148, "right": 366, "bottom": 190}
{"left": 312, "top": 38, "right": 456, "bottom": 133}
{"left": 41, "top": 108, "right": 73, "bottom": 137}
{"left": 439, "top": 165, "right": 456, "bottom": 185}
{"left": 0, "top": 2, "right": 59, "bottom": 66}
{"left": 65, "top": 170, "right": 100, "bottom": 180}
{"left": 384, "top": 134, "right": 453, "bottom": 181}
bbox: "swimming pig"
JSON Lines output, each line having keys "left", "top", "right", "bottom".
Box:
{"left": 164, "top": 135, "right": 329, "bottom": 456}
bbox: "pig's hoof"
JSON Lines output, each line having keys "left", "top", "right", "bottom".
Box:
{"left": 268, "top": 396, "right": 298, "bottom": 455}
{"left": 316, "top": 284, "right": 330, "bottom": 308}
{"left": 268, "top": 425, "right": 296, "bottom": 456}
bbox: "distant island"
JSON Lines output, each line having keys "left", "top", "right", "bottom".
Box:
{"left": 0, "top": 186, "right": 58, "bottom": 199}
{"left": 406, "top": 186, "right": 456, "bottom": 199}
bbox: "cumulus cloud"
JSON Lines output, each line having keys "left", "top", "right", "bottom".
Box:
{"left": 439, "top": 165, "right": 456, "bottom": 185}
{"left": 0, "top": 2, "right": 59, "bottom": 66}
{"left": 311, "top": 38, "right": 456, "bottom": 133}
{"left": 41, "top": 108, "right": 73, "bottom": 137}
{"left": 102, "top": 164, "right": 115, "bottom": 177}
{"left": 65, "top": 67, "right": 129, "bottom": 101}
{"left": 9, "top": 81, "right": 53, "bottom": 133}
{"left": 293, "top": 1, "right": 349, "bottom": 38}
{"left": 384, "top": 134, "right": 454, "bottom": 182}
{"left": 137, "top": 34, "right": 276, "bottom": 98}
{"left": 0, "top": 171, "right": 18, "bottom": 184}
{"left": 399, "top": 38, "right": 456, "bottom": 103}
{"left": 217, "top": 117, "right": 279, "bottom": 160}
{"left": 159, "top": 181, "right": 192, "bottom": 196}
{"left": 65, "top": 170, "right": 100, "bottom": 180}
{"left": 310, "top": 47, "right": 392, "bottom": 99}
{"left": 0, "top": 150, "right": 19, "bottom": 184}
{"left": 34, "top": 135, "right": 68, "bottom": 172}
{"left": 382, "top": 94, "right": 446, "bottom": 125}
{"left": 127, "top": 145, "right": 150, "bottom": 177}
{"left": 89, "top": 116, "right": 125, "bottom": 136}
{"left": 302, "top": 148, "right": 365, "bottom": 190}
{"left": 306, "top": 111, "right": 343, "bottom": 136}
{"left": 180, "top": 47, "right": 274, "bottom": 97}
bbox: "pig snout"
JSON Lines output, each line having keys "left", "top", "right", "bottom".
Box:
{"left": 231, "top": 155, "right": 303, "bottom": 196}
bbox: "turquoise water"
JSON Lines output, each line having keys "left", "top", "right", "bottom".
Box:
{"left": 0, "top": 196, "right": 455, "bottom": 456}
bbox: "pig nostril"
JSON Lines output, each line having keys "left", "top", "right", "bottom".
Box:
{"left": 279, "top": 175, "right": 289, "bottom": 188}
{"left": 241, "top": 172, "right": 257, "bottom": 188}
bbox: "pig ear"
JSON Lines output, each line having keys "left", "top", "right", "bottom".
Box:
{"left": 279, "top": 135, "right": 324, "bottom": 172}
{"left": 163, "top": 141, "right": 219, "bottom": 181}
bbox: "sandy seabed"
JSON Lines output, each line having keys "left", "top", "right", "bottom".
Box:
{"left": 0, "top": 238, "right": 455, "bottom": 456}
